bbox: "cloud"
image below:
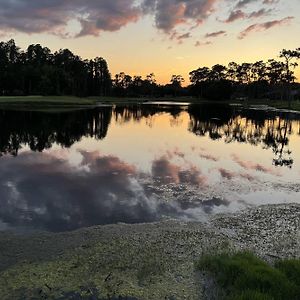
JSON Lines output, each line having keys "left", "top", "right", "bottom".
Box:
{"left": 205, "top": 30, "right": 226, "bottom": 38}
{"left": 218, "top": 167, "right": 257, "bottom": 181}
{"left": 0, "top": 151, "right": 228, "bottom": 232}
{"left": 0, "top": 151, "right": 154, "bottom": 231}
{"left": 235, "top": 0, "right": 276, "bottom": 8}
{"left": 141, "top": 0, "right": 220, "bottom": 33}
{"left": 238, "top": 16, "right": 294, "bottom": 39}
{"left": 235, "top": 0, "right": 255, "bottom": 8}
{"left": 263, "top": 0, "right": 279, "bottom": 4}
{"left": 248, "top": 8, "right": 272, "bottom": 18}
{"left": 240, "top": 173, "right": 256, "bottom": 181}
{"left": 0, "top": 0, "right": 220, "bottom": 37}
{"left": 152, "top": 156, "right": 207, "bottom": 186}
{"left": 0, "top": 0, "right": 141, "bottom": 37}
{"left": 223, "top": 8, "right": 272, "bottom": 23}
{"left": 232, "top": 154, "right": 281, "bottom": 176}
{"left": 170, "top": 31, "right": 192, "bottom": 43}
{"left": 199, "top": 153, "right": 219, "bottom": 162}
{"left": 0, "top": 0, "right": 284, "bottom": 39}
{"left": 224, "top": 10, "right": 246, "bottom": 23}
{"left": 195, "top": 40, "right": 212, "bottom": 47}
{"left": 218, "top": 168, "right": 235, "bottom": 180}
{"left": 173, "top": 148, "right": 186, "bottom": 158}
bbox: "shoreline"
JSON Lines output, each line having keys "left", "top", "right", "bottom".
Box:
{"left": 0, "top": 95, "right": 300, "bottom": 112}
{"left": 1, "top": 203, "right": 299, "bottom": 299}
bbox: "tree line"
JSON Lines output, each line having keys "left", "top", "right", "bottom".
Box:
{"left": 0, "top": 39, "right": 299, "bottom": 101}
{"left": 0, "top": 39, "right": 111, "bottom": 97}
{"left": 189, "top": 50, "right": 300, "bottom": 102}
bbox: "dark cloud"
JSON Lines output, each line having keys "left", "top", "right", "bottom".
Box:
{"left": 248, "top": 8, "right": 272, "bottom": 18}
{"left": 223, "top": 8, "right": 272, "bottom": 23}
{"left": 235, "top": 0, "right": 255, "bottom": 8}
{"left": 0, "top": 0, "right": 283, "bottom": 38}
{"left": 170, "top": 31, "right": 192, "bottom": 43}
{"left": 0, "top": 151, "right": 222, "bottom": 232}
{"left": 205, "top": 30, "right": 226, "bottom": 38}
{"left": 0, "top": 151, "right": 155, "bottom": 232}
{"left": 224, "top": 10, "right": 246, "bottom": 23}
{"left": 141, "top": 0, "right": 219, "bottom": 33}
{"left": 201, "top": 197, "right": 230, "bottom": 213}
{"left": 0, "top": 0, "right": 219, "bottom": 37}
{"left": 238, "top": 16, "right": 294, "bottom": 39}
{"left": 235, "top": 0, "right": 276, "bottom": 8}
{"left": 195, "top": 40, "right": 212, "bottom": 47}
{"left": 263, "top": 0, "right": 279, "bottom": 4}
{"left": 0, "top": 0, "right": 141, "bottom": 36}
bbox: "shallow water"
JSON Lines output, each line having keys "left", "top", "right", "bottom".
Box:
{"left": 0, "top": 103, "right": 299, "bottom": 232}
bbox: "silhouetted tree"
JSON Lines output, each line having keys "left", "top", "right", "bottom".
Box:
{"left": 0, "top": 40, "right": 299, "bottom": 101}
{"left": 0, "top": 39, "right": 112, "bottom": 97}
{"left": 279, "top": 49, "right": 300, "bottom": 106}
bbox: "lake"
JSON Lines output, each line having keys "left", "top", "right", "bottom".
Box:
{"left": 0, "top": 103, "right": 299, "bottom": 232}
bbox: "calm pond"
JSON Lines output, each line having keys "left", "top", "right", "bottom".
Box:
{"left": 0, "top": 103, "right": 299, "bottom": 232}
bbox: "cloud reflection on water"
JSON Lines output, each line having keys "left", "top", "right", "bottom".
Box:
{"left": 0, "top": 150, "right": 227, "bottom": 232}
{"left": 0, "top": 104, "right": 299, "bottom": 232}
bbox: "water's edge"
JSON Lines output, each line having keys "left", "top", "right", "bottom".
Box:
{"left": 0, "top": 203, "right": 299, "bottom": 299}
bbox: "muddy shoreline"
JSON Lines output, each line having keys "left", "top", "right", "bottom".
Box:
{"left": 0, "top": 203, "right": 299, "bottom": 299}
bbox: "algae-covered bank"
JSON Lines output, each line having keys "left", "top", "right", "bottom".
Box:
{"left": 0, "top": 204, "right": 299, "bottom": 300}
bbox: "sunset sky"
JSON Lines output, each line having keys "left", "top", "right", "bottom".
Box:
{"left": 1, "top": 0, "right": 299, "bottom": 84}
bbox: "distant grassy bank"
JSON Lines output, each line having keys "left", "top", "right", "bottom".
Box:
{"left": 0, "top": 95, "right": 299, "bottom": 112}
{"left": 0, "top": 96, "right": 97, "bottom": 105}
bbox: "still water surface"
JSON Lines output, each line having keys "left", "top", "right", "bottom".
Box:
{"left": 0, "top": 103, "right": 299, "bottom": 232}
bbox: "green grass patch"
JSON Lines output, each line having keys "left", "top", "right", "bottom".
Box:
{"left": 0, "top": 95, "right": 195, "bottom": 107}
{"left": 1, "top": 95, "right": 299, "bottom": 112}
{"left": 0, "top": 95, "right": 97, "bottom": 105}
{"left": 237, "top": 98, "right": 300, "bottom": 111}
{"left": 197, "top": 252, "right": 300, "bottom": 300}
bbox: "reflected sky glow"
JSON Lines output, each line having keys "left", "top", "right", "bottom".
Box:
{"left": 0, "top": 104, "right": 299, "bottom": 232}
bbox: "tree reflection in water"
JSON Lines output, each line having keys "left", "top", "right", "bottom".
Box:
{"left": 0, "top": 104, "right": 298, "bottom": 168}
{"left": 0, "top": 107, "right": 112, "bottom": 156}
{"left": 0, "top": 104, "right": 299, "bottom": 232}
{"left": 188, "top": 104, "right": 297, "bottom": 168}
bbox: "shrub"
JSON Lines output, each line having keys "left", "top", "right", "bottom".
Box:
{"left": 197, "top": 252, "right": 300, "bottom": 300}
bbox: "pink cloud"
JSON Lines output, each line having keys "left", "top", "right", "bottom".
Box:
{"left": 238, "top": 16, "right": 294, "bottom": 39}
{"left": 219, "top": 168, "right": 235, "bottom": 180}
{"left": 152, "top": 156, "right": 207, "bottom": 186}
{"left": 223, "top": 8, "right": 271, "bottom": 23}
{"left": 232, "top": 154, "right": 281, "bottom": 176}
{"left": 0, "top": 0, "right": 142, "bottom": 37}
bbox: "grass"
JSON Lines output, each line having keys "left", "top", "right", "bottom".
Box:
{"left": 0, "top": 95, "right": 193, "bottom": 105}
{"left": 0, "top": 95, "right": 300, "bottom": 112}
{"left": 0, "top": 237, "right": 176, "bottom": 300}
{"left": 0, "top": 95, "right": 97, "bottom": 105}
{"left": 197, "top": 252, "right": 300, "bottom": 300}
{"left": 241, "top": 98, "right": 300, "bottom": 111}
